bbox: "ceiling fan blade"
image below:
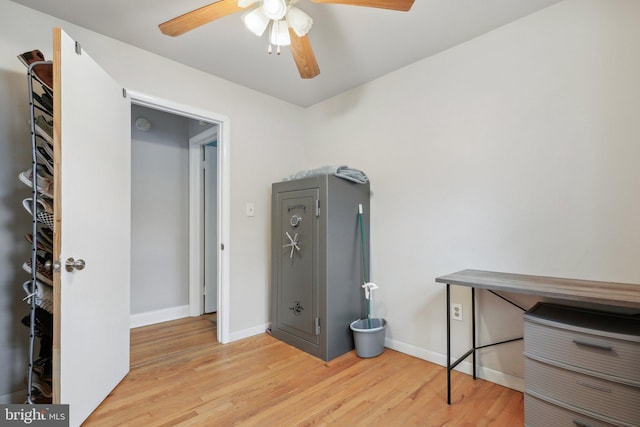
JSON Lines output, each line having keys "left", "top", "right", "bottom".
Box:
{"left": 311, "top": 0, "right": 414, "bottom": 11}
{"left": 289, "top": 29, "right": 320, "bottom": 79}
{"left": 159, "top": 1, "right": 244, "bottom": 37}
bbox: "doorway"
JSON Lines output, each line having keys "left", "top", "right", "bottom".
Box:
{"left": 203, "top": 141, "right": 218, "bottom": 313}
{"left": 128, "top": 92, "right": 231, "bottom": 343}
{"left": 189, "top": 124, "right": 219, "bottom": 315}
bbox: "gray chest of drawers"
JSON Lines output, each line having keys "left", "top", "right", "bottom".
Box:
{"left": 523, "top": 303, "right": 640, "bottom": 427}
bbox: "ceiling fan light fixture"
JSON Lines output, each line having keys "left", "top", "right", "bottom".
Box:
{"left": 242, "top": 7, "right": 270, "bottom": 36}
{"left": 286, "top": 7, "right": 312, "bottom": 37}
{"left": 269, "top": 19, "right": 291, "bottom": 46}
{"left": 262, "top": 0, "right": 287, "bottom": 20}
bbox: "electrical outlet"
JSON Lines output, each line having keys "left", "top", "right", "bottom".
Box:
{"left": 451, "top": 303, "right": 463, "bottom": 321}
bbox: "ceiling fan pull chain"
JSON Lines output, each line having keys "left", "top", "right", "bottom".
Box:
{"left": 268, "top": 43, "right": 273, "bottom": 54}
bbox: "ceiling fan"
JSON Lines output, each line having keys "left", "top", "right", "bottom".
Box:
{"left": 159, "top": 0, "right": 415, "bottom": 79}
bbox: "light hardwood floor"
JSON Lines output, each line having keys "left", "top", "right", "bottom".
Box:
{"left": 84, "top": 316, "right": 524, "bottom": 426}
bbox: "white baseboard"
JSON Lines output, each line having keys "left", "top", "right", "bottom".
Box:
{"left": 130, "top": 305, "right": 191, "bottom": 329}
{"left": 384, "top": 337, "right": 524, "bottom": 392}
{"left": 228, "top": 322, "right": 270, "bottom": 342}
{"left": 0, "top": 389, "right": 26, "bottom": 404}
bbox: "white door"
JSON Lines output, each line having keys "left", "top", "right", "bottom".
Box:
{"left": 204, "top": 143, "right": 218, "bottom": 313}
{"left": 53, "top": 28, "right": 131, "bottom": 426}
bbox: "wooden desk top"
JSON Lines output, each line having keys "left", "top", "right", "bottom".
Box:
{"left": 435, "top": 269, "right": 640, "bottom": 310}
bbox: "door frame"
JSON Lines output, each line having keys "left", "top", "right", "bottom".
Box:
{"left": 128, "top": 91, "right": 231, "bottom": 344}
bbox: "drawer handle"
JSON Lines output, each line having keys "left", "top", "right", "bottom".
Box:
{"left": 572, "top": 339, "right": 612, "bottom": 351}
{"left": 576, "top": 380, "right": 612, "bottom": 393}
{"left": 573, "top": 420, "right": 595, "bottom": 427}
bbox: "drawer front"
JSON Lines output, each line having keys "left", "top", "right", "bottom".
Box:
{"left": 525, "top": 393, "right": 617, "bottom": 427}
{"left": 525, "top": 358, "right": 640, "bottom": 426}
{"left": 524, "top": 320, "right": 640, "bottom": 385}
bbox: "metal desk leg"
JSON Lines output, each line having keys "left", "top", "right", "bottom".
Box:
{"left": 444, "top": 283, "right": 523, "bottom": 405}
{"left": 472, "top": 287, "right": 476, "bottom": 380}
{"left": 446, "top": 283, "right": 451, "bottom": 404}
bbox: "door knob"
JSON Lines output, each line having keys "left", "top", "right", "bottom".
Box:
{"left": 65, "top": 257, "right": 86, "bottom": 272}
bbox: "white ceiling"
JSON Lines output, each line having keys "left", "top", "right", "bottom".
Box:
{"left": 10, "top": 0, "right": 562, "bottom": 107}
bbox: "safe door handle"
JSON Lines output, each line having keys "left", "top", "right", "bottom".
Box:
{"left": 572, "top": 339, "right": 612, "bottom": 351}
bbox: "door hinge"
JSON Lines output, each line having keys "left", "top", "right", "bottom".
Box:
{"left": 122, "top": 88, "right": 127, "bottom": 98}
{"left": 75, "top": 41, "right": 82, "bottom": 55}
{"left": 315, "top": 200, "right": 320, "bottom": 217}
{"left": 314, "top": 318, "right": 321, "bottom": 336}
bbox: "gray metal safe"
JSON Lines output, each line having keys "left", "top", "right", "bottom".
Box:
{"left": 271, "top": 174, "right": 370, "bottom": 361}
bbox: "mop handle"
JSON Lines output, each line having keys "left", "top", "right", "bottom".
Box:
{"left": 358, "top": 204, "right": 371, "bottom": 326}
{"left": 358, "top": 204, "right": 368, "bottom": 284}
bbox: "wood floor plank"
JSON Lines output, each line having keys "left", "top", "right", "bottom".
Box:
{"left": 83, "top": 316, "right": 524, "bottom": 426}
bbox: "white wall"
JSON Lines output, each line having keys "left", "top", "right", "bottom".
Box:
{"left": 130, "top": 105, "right": 190, "bottom": 315}
{"left": 304, "top": 0, "right": 640, "bottom": 387}
{"left": 0, "top": 0, "right": 307, "bottom": 400}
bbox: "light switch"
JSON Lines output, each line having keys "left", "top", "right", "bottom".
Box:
{"left": 246, "top": 202, "right": 255, "bottom": 217}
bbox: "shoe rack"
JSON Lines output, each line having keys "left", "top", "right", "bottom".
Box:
{"left": 19, "top": 50, "right": 54, "bottom": 404}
